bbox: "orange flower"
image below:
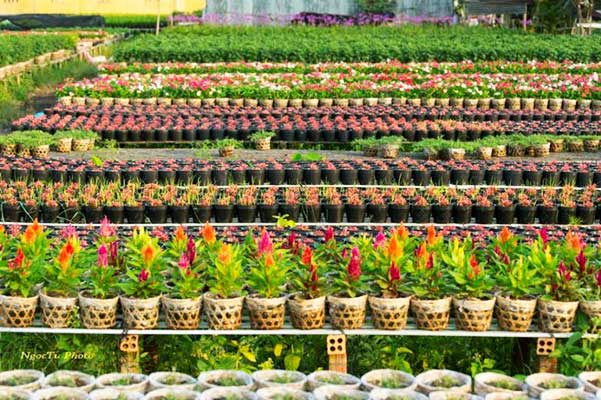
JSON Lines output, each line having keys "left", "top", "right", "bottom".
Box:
{"left": 23, "top": 221, "right": 43, "bottom": 244}
{"left": 264, "top": 253, "right": 275, "bottom": 268}
{"left": 57, "top": 246, "right": 71, "bottom": 271}
{"left": 416, "top": 243, "right": 428, "bottom": 260}
{"left": 174, "top": 226, "right": 187, "bottom": 243}
{"left": 217, "top": 243, "right": 232, "bottom": 265}
{"left": 202, "top": 222, "right": 216, "bottom": 244}
{"left": 426, "top": 225, "right": 440, "bottom": 246}
{"left": 565, "top": 231, "right": 582, "bottom": 252}
{"left": 64, "top": 240, "right": 75, "bottom": 256}
{"left": 396, "top": 224, "right": 409, "bottom": 241}
{"left": 386, "top": 235, "right": 403, "bottom": 260}
{"left": 141, "top": 244, "right": 156, "bottom": 264}
{"left": 499, "top": 226, "right": 512, "bottom": 244}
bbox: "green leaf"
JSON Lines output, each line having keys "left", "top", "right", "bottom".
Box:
{"left": 274, "top": 343, "right": 283, "bottom": 357}
{"left": 284, "top": 354, "right": 301, "bottom": 371}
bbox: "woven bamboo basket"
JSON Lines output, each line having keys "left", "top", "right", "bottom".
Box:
{"left": 378, "top": 97, "right": 392, "bottom": 105}
{"left": 274, "top": 99, "right": 289, "bottom": 108}
{"left": 229, "top": 98, "right": 244, "bottom": 107}
{"left": 156, "top": 97, "right": 172, "bottom": 106}
{"left": 55, "top": 138, "right": 72, "bottom": 153}
{"left": 563, "top": 99, "right": 577, "bottom": 111}
{"left": 534, "top": 98, "right": 549, "bottom": 111}
{"left": 333, "top": 98, "right": 349, "bottom": 106}
{"left": 39, "top": 291, "right": 77, "bottom": 328}
{"left": 478, "top": 98, "right": 491, "bottom": 110}
{"left": 578, "top": 99, "right": 592, "bottom": 110}
{"left": 72, "top": 139, "right": 89, "bottom": 152}
{"left": 521, "top": 98, "right": 535, "bottom": 110}
{"left": 449, "top": 98, "right": 464, "bottom": 108}
{"left": 453, "top": 297, "right": 495, "bottom": 332}
{"left": 243, "top": 98, "right": 258, "bottom": 107}
{"left": 72, "top": 97, "right": 86, "bottom": 106}
{"left": 252, "top": 370, "right": 307, "bottom": 390}
{"left": 258, "top": 99, "right": 274, "bottom": 108}
{"left": 254, "top": 138, "right": 271, "bottom": 151}
{"left": 78, "top": 292, "right": 118, "bottom": 329}
{"left": 549, "top": 139, "right": 564, "bottom": 153}
{"left": 203, "top": 293, "right": 244, "bottom": 330}
{"left": 173, "top": 98, "right": 187, "bottom": 106}
{"left": 411, "top": 297, "right": 451, "bottom": 331}
{"left": 495, "top": 295, "right": 536, "bottom": 332}
{"left": 464, "top": 98, "right": 478, "bottom": 109}
{"left": 491, "top": 98, "right": 506, "bottom": 110}
{"left": 288, "top": 295, "right": 326, "bottom": 330}
{"left": 414, "top": 370, "right": 471, "bottom": 395}
{"left": 246, "top": 296, "right": 286, "bottom": 330}
{"left": 31, "top": 145, "right": 50, "bottom": 159}
{"left": 534, "top": 143, "right": 551, "bottom": 157}
{"left": 368, "top": 296, "right": 411, "bottom": 330}
{"left": 44, "top": 370, "right": 95, "bottom": 392}
{"left": 202, "top": 98, "right": 216, "bottom": 106}
{"left": 58, "top": 96, "right": 73, "bottom": 106}
{"left": 120, "top": 295, "right": 161, "bottom": 329}
{"left": 289, "top": 99, "right": 303, "bottom": 108}
{"left": 548, "top": 98, "right": 563, "bottom": 111}
{"left": 0, "top": 294, "right": 38, "bottom": 327}
{"left": 580, "top": 300, "right": 601, "bottom": 331}
{"left": 361, "top": 369, "right": 416, "bottom": 391}
{"left": 0, "top": 369, "right": 43, "bottom": 391}
{"left": 567, "top": 141, "right": 584, "bottom": 152}
{"left": 436, "top": 98, "right": 450, "bottom": 107}
{"left": 304, "top": 99, "right": 319, "bottom": 107}
{"left": 327, "top": 295, "right": 368, "bottom": 329}
{"left": 378, "top": 144, "right": 400, "bottom": 159}
{"left": 187, "top": 99, "right": 202, "bottom": 107}
{"left": 492, "top": 145, "right": 506, "bottom": 158}
{"left": 320, "top": 98, "right": 334, "bottom": 106}
{"left": 349, "top": 98, "right": 364, "bottom": 106}
{"left": 537, "top": 299, "right": 579, "bottom": 333}
{"left": 584, "top": 139, "right": 600, "bottom": 152}
{"left": 474, "top": 372, "right": 526, "bottom": 396}
{"left": 148, "top": 371, "right": 197, "bottom": 391}
{"left": 162, "top": 296, "right": 202, "bottom": 330}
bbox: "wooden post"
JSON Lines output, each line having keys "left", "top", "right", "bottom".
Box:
{"left": 536, "top": 338, "right": 557, "bottom": 373}
{"left": 119, "top": 334, "right": 141, "bottom": 373}
{"left": 156, "top": 0, "right": 161, "bottom": 36}
{"left": 327, "top": 334, "right": 347, "bottom": 373}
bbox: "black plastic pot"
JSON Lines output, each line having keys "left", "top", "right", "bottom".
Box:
{"left": 105, "top": 170, "right": 121, "bottom": 182}
{"left": 453, "top": 205, "right": 472, "bottom": 224}
{"left": 68, "top": 170, "right": 85, "bottom": 184}
{"left": 432, "top": 205, "right": 452, "bottom": 224}
{"left": 285, "top": 169, "right": 302, "bottom": 185}
{"left": 412, "top": 170, "right": 430, "bottom": 187}
{"left": 503, "top": 170, "right": 523, "bottom": 186}
{"left": 63, "top": 206, "right": 83, "bottom": 223}
{"left": 105, "top": 206, "right": 124, "bottom": 224}
{"left": 340, "top": 169, "right": 358, "bottom": 185}
{"left": 170, "top": 205, "right": 190, "bottom": 224}
{"left": 41, "top": 205, "right": 60, "bottom": 223}
{"left": 389, "top": 204, "right": 409, "bottom": 223}
{"left": 159, "top": 170, "right": 176, "bottom": 184}
{"left": 266, "top": 169, "right": 285, "bottom": 185}
{"left": 469, "top": 169, "right": 485, "bottom": 185}
{"left": 451, "top": 169, "right": 469, "bottom": 185}
{"left": 484, "top": 169, "right": 503, "bottom": 185}
{"left": 279, "top": 203, "right": 301, "bottom": 222}
{"left": 259, "top": 204, "right": 279, "bottom": 223}
{"left": 2, "top": 204, "right": 21, "bottom": 222}
{"left": 191, "top": 205, "right": 212, "bottom": 223}
{"left": 495, "top": 205, "right": 515, "bottom": 224}
{"left": 302, "top": 204, "right": 321, "bottom": 222}
{"left": 375, "top": 169, "right": 393, "bottom": 185}
{"left": 175, "top": 170, "right": 193, "bottom": 184}
{"left": 394, "top": 169, "right": 412, "bottom": 185}
{"left": 324, "top": 204, "right": 344, "bottom": 223}
{"left": 538, "top": 206, "right": 558, "bottom": 224}
{"left": 32, "top": 169, "right": 50, "bottom": 181}
{"left": 523, "top": 171, "right": 542, "bottom": 186}
{"left": 322, "top": 169, "right": 340, "bottom": 185}
{"left": 236, "top": 205, "right": 257, "bottom": 223}
{"left": 84, "top": 206, "right": 104, "bottom": 223}
{"left": 594, "top": 172, "right": 601, "bottom": 186}
{"left": 431, "top": 170, "right": 451, "bottom": 186}
{"left": 558, "top": 206, "right": 576, "bottom": 225}
{"left": 231, "top": 170, "right": 246, "bottom": 185}
{"left": 146, "top": 205, "right": 168, "bottom": 223}
{"left": 122, "top": 170, "right": 140, "bottom": 182}
{"left": 303, "top": 168, "right": 321, "bottom": 185}
{"left": 345, "top": 204, "right": 366, "bottom": 223}
{"left": 246, "top": 169, "right": 265, "bottom": 185}
{"left": 411, "top": 205, "right": 431, "bottom": 223}
{"left": 183, "top": 129, "right": 197, "bottom": 141}
{"left": 560, "top": 171, "right": 577, "bottom": 186}
{"left": 577, "top": 205, "right": 596, "bottom": 225}
{"left": 576, "top": 171, "right": 593, "bottom": 187}
{"left": 140, "top": 170, "right": 159, "bottom": 184}
{"left": 358, "top": 169, "right": 375, "bottom": 185}
{"left": 214, "top": 205, "right": 234, "bottom": 223}
{"left": 367, "top": 204, "right": 388, "bottom": 223}
{"left": 474, "top": 205, "right": 494, "bottom": 224}
{"left": 211, "top": 170, "right": 228, "bottom": 186}
{"left": 516, "top": 205, "right": 536, "bottom": 224}
{"left": 0, "top": 168, "right": 11, "bottom": 181}
{"left": 13, "top": 168, "right": 30, "bottom": 181}
{"left": 541, "top": 171, "right": 560, "bottom": 186}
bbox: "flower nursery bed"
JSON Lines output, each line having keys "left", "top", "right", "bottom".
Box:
{"left": 0, "top": 33, "right": 76, "bottom": 69}
{"left": 0, "top": 222, "right": 598, "bottom": 334}
{"left": 2, "top": 182, "right": 601, "bottom": 225}
{"left": 3, "top": 157, "right": 601, "bottom": 187}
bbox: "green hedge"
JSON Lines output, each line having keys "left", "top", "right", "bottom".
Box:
{"left": 113, "top": 25, "right": 601, "bottom": 63}
{"left": 0, "top": 34, "right": 76, "bottom": 67}
{"left": 103, "top": 15, "right": 167, "bottom": 28}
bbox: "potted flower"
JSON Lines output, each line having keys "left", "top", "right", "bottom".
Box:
{"left": 236, "top": 187, "right": 258, "bottom": 223}
{"left": 288, "top": 245, "right": 326, "bottom": 329}
{"left": 259, "top": 188, "right": 278, "bottom": 223}
{"left": 489, "top": 228, "right": 542, "bottom": 332}
{"left": 250, "top": 131, "right": 275, "bottom": 151}
{"left": 345, "top": 188, "right": 366, "bottom": 223}
{"left": 411, "top": 195, "right": 431, "bottom": 223}
{"left": 389, "top": 191, "right": 409, "bottom": 223}
{"left": 204, "top": 237, "right": 245, "bottom": 330}
{"left": 406, "top": 227, "right": 452, "bottom": 330}
{"left": 301, "top": 187, "right": 320, "bottom": 223}
{"left": 246, "top": 230, "right": 291, "bottom": 329}
{"left": 453, "top": 195, "right": 473, "bottom": 224}
{"left": 79, "top": 219, "right": 121, "bottom": 329}
{"left": 323, "top": 187, "right": 343, "bottom": 223}
{"left": 369, "top": 227, "right": 415, "bottom": 330}
{"left": 474, "top": 195, "right": 494, "bottom": 224}
{"left": 443, "top": 236, "right": 495, "bottom": 331}
{"left": 163, "top": 227, "right": 203, "bottom": 330}
{"left": 0, "top": 222, "right": 49, "bottom": 327}
{"left": 216, "top": 138, "right": 242, "bottom": 157}
{"left": 327, "top": 243, "right": 369, "bottom": 329}
{"left": 40, "top": 231, "right": 90, "bottom": 328}
{"left": 119, "top": 227, "right": 166, "bottom": 329}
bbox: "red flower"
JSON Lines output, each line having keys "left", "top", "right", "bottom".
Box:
{"left": 389, "top": 261, "right": 401, "bottom": 282}
{"left": 324, "top": 226, "right": 335, "bottom": 243}
{"left": 347, "top": 246, "right": 361, "bottom": 280}
{"left": 576, "top": 251, "right": 587, "bottom": 274}
{"left": 138, "top": 269, "right": 149, "bottom": 282}
{"left": 539, "top": 227, "right": 548, "bottom": 245}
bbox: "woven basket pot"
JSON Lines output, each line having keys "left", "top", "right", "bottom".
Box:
{"left": 370, "top": 389, "right": 428, "bottom": 400}
{"left": 72, "top": 139, "right": 89, "bottom": 152}
{"left": 349, "top": 98, "right": 364, "bottom": 106}
{"left": 313, "top": 386, "right": 369, "bottom": 400}
{"left": 580, "top": 300, "right": 601, "bottom": 331}
{"left": 534, "top": 98, "right": 549, "bottom": 111}
{"left": 258, "top": 99, "right": 274, "bottom": 108}
{"left": 534, "top": 143, "right": 551, "bottom": 157}
{"left": 148, "top": 371, "right": 197, "bottom": 391}
{"left": 43, "top": 370, "right": 95, "bottom": 392}
{"left": 120, "top": 295, "right": 161, "bottom": 330}
{"left": 464, "top": 98, "right": 478, "bottom": 109}
{"left": 492, "top": 145, "right": 506, "bottom": 158}
{"left": 304, "top": 99, "right": 319, "bottom": 107}
{"left": 477, "top": 147, "right": 493, "bottom": 160}
{"left": 525, "top": 373, "right": 583, "bottom": 399}
{"left": 421, "top": 98, "right": 435, "bottom": 107}
{"left": 320, "top": 98, "right": 334, "bottom": 106}
{"left": 114, "top": 98, "right": 130, "bottom": 106}
{"left": 584, "top": 140, "right": 600, "bottom": 152}
{"left": 563, "top": 99, "right": 577, "bottom": 111}
{"left": 157, "top": 97, "right": 172, "bottom": 106}
{"left": 256, "top": 387, "right": 313, "bottom": 400}
{"left": 58, "top": 96, "right": 73, "bottom": 106}
{"left": 474, "top": 372, "right": 526, "bottom": 396}
{"left": 31, "top": 145, "right": 50, "bottom": 159}
{"left": 198, "top": 370, "right": 254, "bottom": 391}
{"left": 161, "top": 295, "right": 202, "bottom": 330}
{"left": 173, "top": 98, "right": 187, "bottom": 106}
{"left": 289, "top": 99, "right": 303, "bottom": 108}
{"left": 144, "top": 388, "right": 199, "bottom": 400}
{"left": 414, "top": 369, "right": 471, "bottom": 395}
{"left": 495, "top": 295, "right": 536, "bottom": 332}
{"left": 243, "top": 98, "right": 259, "bottom": 107}
{"left": 200, "top": 388, "right": 257, "bottom": 400}
{"left": 537, "top": 299, "right": 579, "bottom": 333}
{"left": 32, "top": 387, "right": 88, "bottom": 400}
{"left": 288, "top": 295, "right": 326, "bottom": 330}
{"left": 187, "top": 99, "right": 202, "bottom": 107}
{"left": 328, "top": 295, "right": 368, "bottom": 329}
{"left": 378, "top": 144, "right": 400, "bottom": 159}
{"left": 202, "top": 98, "right": 216, "bottom": 106}
{"left": 254, "top": 138, "right": 271, "bottom": 151}
{"left": 507, "top": 98, "right": 521, "bottom": 110}
{"left": 592, "top": 99, "right": 601, "bottom": 110}
{"left": 521, "top": 98, "right": 535, "bottom": 111}
{"left": 86, "top": 97, "right": 100, "bottom": 106}
{"left": 55, "top": 138, "right": 72, "bottom": 153}
{"left": 453, "top": 297, "right": 495, "bottom": 332}
{"left": 246, "top": 295, "right": 286, "bottom": 330}
{"left": 100, "top": 97, "right": 114, "bottom": 106}
{"left": 229, "top": 98, "right": 244, "bottom": 107}
{"left": 548, "top": 98, "right": 563, "bottom": 111}
{"left": 72, "top": 97, "right": 86, "bottom": 106}
{"left": 568, "top": 141, "right": 584, "bottom": 152}
{"left": 307, "top": 371, "right": 361, "bottom": 391}
{"left": 333, "top": 98, "right": 349, "bottom": 106}
{"left": 203, "top": 293, "right": 244, "bottom": 330}
{"left": 96, "top": 373, "right": 148, "bottom": 394}
{"left": 0, "top": 294, "right": 38, "bottom": 327}
{"left": 578, "top": 99, "right": 592, "bottom": 110}
{"left": 0, "top": 369, "right": 44, "bottom": 391}
{"left": 2, "top": 143, "right": 17, "bottom": 156}
{"left": 411, "top": 297, "right": 451, "bottom": 331}
{"left": 39, "top": 291, "right": 77, "bottom": 328}
{"left": 378, "top": 97, "right": 392, "bottom": 105}
{"left": 540, "top": 389, "right": 594, "bottom": 400}
{"left": 78, "top": 292, "right": 118, "bottom": 329}
{"left": 478, "top": 98, "right": 491, "bottom": 110}
{"left": 89, "top": 388, "right": 144, "bottom": 400}
{"left": 578, "top": 371, "right": 601, "bottom": 393}
{"left": 491, "top": 98, "right": 506, "bottom": 110}
{"left": 252, "top": 370, "right": 307, "bottom": 390}
{"left": 361, "top": 369, "right": 416, "bottom": 391}
{"left": 274, "top": 99, "right": 289, "bottom": 108}
{"left": 368, "top": 296, "right": 411, "bottom": 330}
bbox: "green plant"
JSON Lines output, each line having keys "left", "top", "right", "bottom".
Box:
{"left": 250, "top": 131, "right": 275, "bottom": 141}
{"left": 166, "top": 227, "right": 204, "bottom": 299}
{"left": 430, "top": 375, "right": 462, "bottom": 388}
{"left": 371, "top": 228, "right": 416, "bottom": 298}
{"left": 216, "top": 138, "right": 242, "bottom": 149}
{"left": 247, "top": 230, "right": 291, "bottom": 298}
{"left": 442, "top": 237, "right": 495, "bottom": 299}
{"left": 207, "top": 242, "right": 245, "bottom": 299}
{"left": 289, "top": 245, "right": 324, "bottom": 299}
{"left": 330, "top": 245, "right": 370, "bottom": 298}
{"left": 120, "top": 227, "right": 166, "bottom": 299}
{"left": 44, "top": 235, "right": 91, "bottom": 298}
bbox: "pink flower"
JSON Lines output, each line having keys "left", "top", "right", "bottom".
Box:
{"left": 596, "top": 270, "right": 601, "bottom": 287}
{"left": 373, "top": 231, "right": 386, "bottom": 249}
{"left": 576, "top": 251, "right": 587, "bottom": 274}
{"left": 347, "top": 246, "right": 361, "bottom": 280}
{"left": 558, "top": 261, "right": 571, "bottom": 282}
{"left": 97, "top": 244, "right": 108, "bottom": 267}
{"left": 257, "top": 230, "right": 273, "bottom": 255}
{"left": 539, "top": 227, "right": 548, "bottom": 245}
{"left": 60, "top": 224, "right": 78, "bottom": 240}
{"left": 99, "top": 216, "right": 116, "bottom": 238}
{"left": 138, "top": 269, "right": 149, "bottom": 282}
{"left": 186, "top": 237, "right": 196, "bottom": 264}
{"left": 325, "top": 226, "right": 335, "bottom": 243}
{"left": 389, "top": 261, "right": 401, "bottom": 282}
{"left": 110, "top": 241, "right": 119, "bottom": 263}
{"left": 178, "top": 253, "right": 190, "bottom": 270}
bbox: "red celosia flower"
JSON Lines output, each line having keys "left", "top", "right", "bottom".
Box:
{"left": 97, "top": 244, "right": 108, "bottom": 267}
{"left": 347, "top": 246, "right": 361, "bottom": 280}
{"left": 389, "top": 261, "right": 401, "bottom": 282}
{"left": 324, "top": 226, "right": 335, "bottom": 243}
{"left": 138, "top": 269, "right": 149, "bottom": 282}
